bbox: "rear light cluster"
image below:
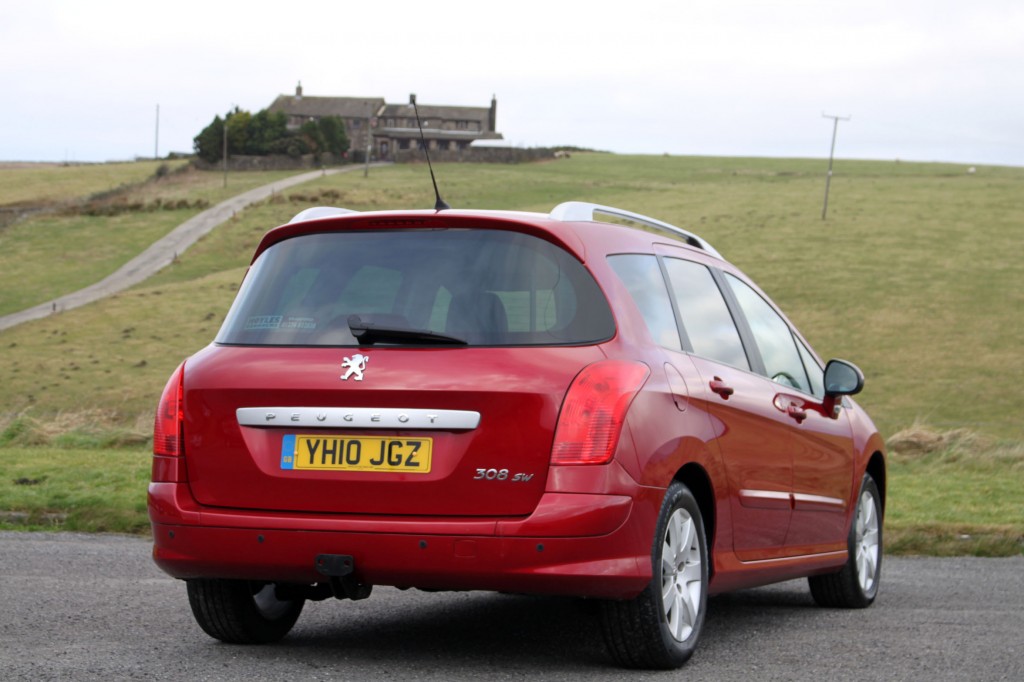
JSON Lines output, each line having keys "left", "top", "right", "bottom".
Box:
{"left": 551, "top": 360, "right": 650, "bottom": 465}
{"left": 153, "top": 363, "right": 184, "bottom": 458}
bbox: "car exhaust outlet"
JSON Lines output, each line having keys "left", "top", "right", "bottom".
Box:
{"left": 315, "top": 554, "right": 372, "bottom": 601}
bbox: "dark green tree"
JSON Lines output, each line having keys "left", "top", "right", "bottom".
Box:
{"left": 299, "top": 120, "right": 327, "bottom": 155}
{"left": 316, "top": 116, "right": 350, "bottom": 157}
{"left": 193, "top": 115, "right": 224, "bottom": 164}
{"left": 224, "top": 108, "right": 251, "bottom": 155}
{"left": 193, "top": 108, "right": 348, "bottom": 162}
{"left": 247, "top": 110, "right": 288, "bottom": 155}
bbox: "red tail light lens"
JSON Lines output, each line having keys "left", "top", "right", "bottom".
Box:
{"left": 153, "top": 363, "right": 184, "bottom": 457}
{"left": 551, "top": 360, "right": 650, "bottom": 465}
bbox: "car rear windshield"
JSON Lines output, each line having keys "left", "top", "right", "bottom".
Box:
{"left": 216, "top": 228, "right": 615, "bottom": 347}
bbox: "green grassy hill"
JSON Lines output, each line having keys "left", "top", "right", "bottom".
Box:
{"left": 0, "top": 155, "right": 1021, "bottom": 550}
{"left": 0, "top": 160, "right": 185, "bottom": 208}
{"left": 2, "top": 154, "right": 1021, "bottom": 441}
{"left": 0, "top": 164, "right": 306, "bottom": 316}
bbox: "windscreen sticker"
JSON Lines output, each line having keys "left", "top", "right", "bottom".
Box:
{"left": 245, "top": 315, "right": 283, "bottom": 330}
{"left": 281, "top": 316, "right": 317, "bottom": 330}
{"left": 244, "top": 315, "right": 318, "bottom": 331}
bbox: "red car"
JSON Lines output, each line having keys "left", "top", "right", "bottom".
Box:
{"left": 150, "top": 201, "right": 885, "bottom": 669}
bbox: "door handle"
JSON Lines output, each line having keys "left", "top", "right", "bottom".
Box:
{"left": 786, "top": 403, "right": 808, "bottom": 423}
{"left": 709, "top": 377, "right": 734, "bottom": 400}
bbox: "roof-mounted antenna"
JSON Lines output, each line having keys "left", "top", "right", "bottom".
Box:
{"left": 410, "top": 93, "right": 450, "bottom": 211}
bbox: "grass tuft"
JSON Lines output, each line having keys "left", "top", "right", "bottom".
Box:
{"left": 886, "top": 424, "right": 1023, "bottom": 555}
{"left": 0, "top": 410, "right": 150, "bottom": 450}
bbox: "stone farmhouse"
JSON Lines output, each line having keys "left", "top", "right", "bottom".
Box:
{"left": 267, "top": 83, "right": 502, "bottom": 161}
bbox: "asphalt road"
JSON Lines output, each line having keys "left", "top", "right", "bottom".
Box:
{"left": 0, "top": 532, "right": 1020, "bottom": 681}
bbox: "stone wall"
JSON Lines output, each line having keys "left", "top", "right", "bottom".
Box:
{"left": 193, "top": 147, "right": 555, "bottom": 171}
{"left": 392, "top": 147, "right": 556, "bottom": 164}
{"left": 193, "top": 153, "right": 343, "bottom": 172}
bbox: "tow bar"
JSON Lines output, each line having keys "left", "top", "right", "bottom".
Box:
{"left": 315, "top": 554, "right": 373, "bottom": 601}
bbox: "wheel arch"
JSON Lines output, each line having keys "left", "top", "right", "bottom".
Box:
{"left": 673, "top": 463, "right": 716, "bottom": 577}
{"left": 865, "top": 451, "right": 887, "bottom": 516}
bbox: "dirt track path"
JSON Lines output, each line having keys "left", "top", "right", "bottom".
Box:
{"left": 0, "top": 165, "right": 381, "bottom": 332}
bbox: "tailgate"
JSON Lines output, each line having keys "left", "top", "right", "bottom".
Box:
{"left": 181, "top": 344, "right": 604, "bottom": 516}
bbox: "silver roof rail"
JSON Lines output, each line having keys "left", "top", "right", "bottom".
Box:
{"left": 549, "top": 201, "right": 722, "bottom": 259}
{"left": 289, "top": 206, "right": 358, "bottom": 224}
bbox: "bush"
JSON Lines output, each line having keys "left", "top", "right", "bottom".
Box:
{"left": 192, "top": 108, "right": 348, "bottom": 162}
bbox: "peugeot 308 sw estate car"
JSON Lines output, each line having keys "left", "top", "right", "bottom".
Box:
{"left": 150, "top": 201, "right": 886, "bottom": 669}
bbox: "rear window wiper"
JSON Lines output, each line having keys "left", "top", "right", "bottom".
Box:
{"left": 347, "top": 314, "right": 468, "bottom": 346}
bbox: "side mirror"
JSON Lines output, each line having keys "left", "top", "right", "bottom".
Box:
{"left": 821, "top": 359, "right": 864, "bottom": 419}
{"left": 824, "top": 359, "right": 864, "bottom": 397}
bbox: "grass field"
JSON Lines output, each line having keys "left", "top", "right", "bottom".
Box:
{"left": 0, "top": 159, "right": 188, "bottom": 208}
{"left": 0, "top": 165, "right": 306, "bottom": 316}
{"left": 0, "top": 154, "right": 1021, "bottom": 553}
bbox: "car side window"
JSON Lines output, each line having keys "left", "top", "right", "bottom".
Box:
{"left": 724, "top": 273, "right": 811, "bottom": 392}
{"left": 663, "top": 258, "right": 749, "bottom": 370}
{"left": 796, "top": 338, "right": 826, "bottom": 397}
{"left": 608, "top": 254, "right": 682, "bottom": 350}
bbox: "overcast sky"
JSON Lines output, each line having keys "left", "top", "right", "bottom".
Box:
{"left": 2, "top": 0, "right": 1021, "bottom": 166}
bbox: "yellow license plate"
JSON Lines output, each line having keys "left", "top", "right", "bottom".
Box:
{"left": 281, "top": 435, "right": 431, "bottom": 473}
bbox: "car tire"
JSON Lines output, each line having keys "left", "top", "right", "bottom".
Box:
{"left": 186, "top": 579, "right": 305, "bottom": 644}
{"left": 809, "top": 473, "right": 882, "bottom": 608}
{"left": 601, "top": 481, "right": 708, "bottom": 669}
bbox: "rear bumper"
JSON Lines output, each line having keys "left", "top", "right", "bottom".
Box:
{"left": 149, "top": 481, "right": 660, "bottom": 599}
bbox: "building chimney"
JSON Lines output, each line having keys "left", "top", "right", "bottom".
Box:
{"left": 489, "top": 94, "right": 497, "bottom": 133}
{"left": 295, "top": 81, "right": 303, "bottom": 99}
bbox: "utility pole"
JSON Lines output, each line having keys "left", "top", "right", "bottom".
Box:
{"left": 154, "top": 104, "right": 160, "bottom": 160}
{"left": 364, "top": 115, "right": 374, "bottom": 178}
{"left": 222, "top": 110, "right": 229, "bottom": 188}
{"left": 821, "top": 113, "right": 850, "bottom": 220}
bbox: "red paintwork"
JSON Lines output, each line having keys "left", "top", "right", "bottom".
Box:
{"left": 149, "top": 208, "right": 885, "bottom": 601}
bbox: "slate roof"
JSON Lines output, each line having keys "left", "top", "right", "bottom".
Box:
{"left": 267, "top": 95, "right": 385, "bottom": 120}
{"left": 378, "top": 102, "right": 492, "bottom": 125}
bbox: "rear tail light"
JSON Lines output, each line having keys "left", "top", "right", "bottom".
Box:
{"left": 153, "top": 363, "right": 185, "bottom": 458}
{"left": 551, "top": 360, "right": 650, "bottom": 465}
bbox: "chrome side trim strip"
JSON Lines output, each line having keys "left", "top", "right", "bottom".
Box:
{"left": 737, "top": 489, "right": 847, "bottom": 512}
{"left": 738, "top": 489, "right": 792, "bottom": 510}
{"left": 791, "top": 492, "right": 847, "bottom": 513}
{"left": 237, "top": 407, "right": 481, "bottom": 430}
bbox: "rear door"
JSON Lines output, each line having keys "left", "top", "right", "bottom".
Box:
{"left": 661, "top": 256, "right": 795, "bottom": 560}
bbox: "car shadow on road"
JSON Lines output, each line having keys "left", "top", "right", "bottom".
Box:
{"left": 206, "top": 581, "right": 821, "bottom": 672}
